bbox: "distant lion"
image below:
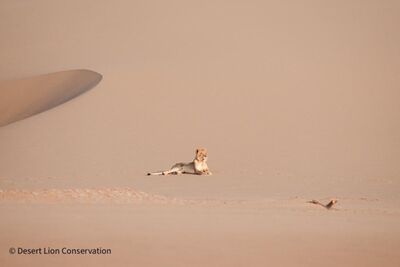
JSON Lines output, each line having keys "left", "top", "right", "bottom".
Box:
{"left": 307, "top": 199, "right": 338, "bottom": 209}
{"left": 147, "top": 148, "right": 212, "bottom": 176}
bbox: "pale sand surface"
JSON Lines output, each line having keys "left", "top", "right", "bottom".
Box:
{"left": 1, "top": 0, "right": 400, "bottom": 266}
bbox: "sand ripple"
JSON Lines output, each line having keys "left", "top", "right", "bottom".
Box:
{"left": 0, "top": 187, "right": 186, "bottom": 204}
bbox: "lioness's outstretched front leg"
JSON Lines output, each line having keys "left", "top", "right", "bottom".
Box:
{"left": 202, "top": 169, "right": 212, "bottom": 175}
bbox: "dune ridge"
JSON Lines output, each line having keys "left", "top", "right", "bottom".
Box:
{"left": 0, "top": 69, "right": 102, "bottom": 127}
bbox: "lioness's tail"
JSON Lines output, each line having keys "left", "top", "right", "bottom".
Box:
{"left": 147, "top": 171, "right": 164, "bottom": 176}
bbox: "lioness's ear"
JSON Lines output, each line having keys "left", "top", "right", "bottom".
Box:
{"left": 196, "top": 148, "right": 199, "bottom": 154}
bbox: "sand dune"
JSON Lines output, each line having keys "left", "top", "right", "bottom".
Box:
{"left": 0, "top": 69, "right": 102, "bottom": 127}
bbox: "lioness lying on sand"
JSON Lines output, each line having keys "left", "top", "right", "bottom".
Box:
{"left": 147, "top": 148, "right": 212, "bottom": 176}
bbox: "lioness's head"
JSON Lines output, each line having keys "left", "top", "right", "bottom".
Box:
{"left": 195, "top": 148, "right": 208, "bottom": 162}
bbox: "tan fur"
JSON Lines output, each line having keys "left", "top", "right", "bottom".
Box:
{"left": 147, "top": 148, "right": 212, "bottom": 176}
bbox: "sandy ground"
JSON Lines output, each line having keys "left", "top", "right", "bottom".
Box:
{"left": 1, "top": 0, "right": 400, "bottom": 266}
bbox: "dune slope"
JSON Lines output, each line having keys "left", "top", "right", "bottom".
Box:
{"left": 0, "top": 69, "right": 102, "bottom": 127}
